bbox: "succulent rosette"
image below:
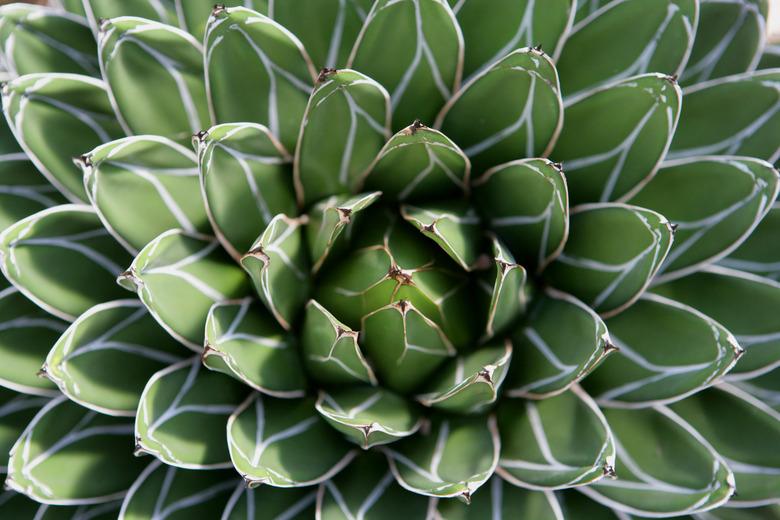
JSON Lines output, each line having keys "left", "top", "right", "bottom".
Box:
{"left": 0, "top": 0, "right": 779, "bottom": 518}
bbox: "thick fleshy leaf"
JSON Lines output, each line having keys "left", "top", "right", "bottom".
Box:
{"left": 587, "top": 293, "right": 742, "bottom": 407}
{"left": 759, "top": 43, "right": 780, "bottom": 69}
{"left": 473, "top": 158, "right": 568, "bottom": 270}
{"left": 720, "top": 201, "right": 780, "bottom": 280}
{"left": 505, "top": 288, "right": 612, "bottom": 399}
{"left": 174, "top": 0, "right": 254, "bottom": 41}
{"left": 2, "top": 73, "right": 123, "bottom": 202}
{"left": 557, "top": 0, "right": 697, "bottom": 97}
{"left": 118, "top": 229, "right": 249, "bottom": 349}
{"left": 582, "top": 406, "right": 734, "bottom": 517}
{"left": 631, "top": 156, "right": 779, "bottom": 281}
{"left": 0, "top": 4, "right": 98, "bottom": 77}
{"left": 437, "top": 476, "right": 566, "bottom": 519}
{"left": 56, "top": 0, "right": 87, "bottom": 17}
{"left": 196, "top": 122, "right": 295, "bottom": 260}
{"left": 0, "top": 388, "right": 49, "bottom": 472}
{"left": 119, "top": 460, "right": 237, "bottom": 520}
{"left": 222, "top": 484, "right": 317, "bottom": 520}
{"left": 436, "top": 48, "right": 562, "bottom": 174}
{"left": 735, "top": 366, "right": 780, "bottom": 412}
{"left": 135, "top": 358, "right": 247, "bottom": 469}
{"left": 98, "top": 17, "right": 208, "bottom": 142}
{"left": 348, "top": 0, "right": 463, "bottom": 129}
{"left": 555, "top": 491, "right": 624, "bottom": 519}
{"left": 204, "top": 298, "right": 307, "bottom": 398}
{"left": 45, "top": 300, "right": 183, "bottom": 416}
{"left": 681, "top": 0, "right": 768, "bottom": 86}
{"left": 497, "top": 386, "right": 614, "bottom": 490}
{"left": 317, "top": 451, "right": 432, "bottom": 518}
{"left": 294, "top": 68, "right": 390, "bottom": 207}
{"left": 316, "top": 387, "right": 422, "bottom": 449}
{"left": 0, "top": 205, "right": 130, "bottom": 321}
{"left": 671, "top": 384, "right": 780, "bottom": 507}
{"left": 652, "top": 267, "right": 780, "bottom": 379}
{"left": 544, "top": 204, "right": 674, "bottom": 317}
{"left": 7, "top": 395, "right": 144, "bottom": 504}
{"left": 668, "top": 71, "right": 780, "bottom": 164}
{"left": 361, "top": 121, "right": 469, "bottom": 202}
{"left": 480, "top": 237, "right": 527, "bottom": 339}
{"left": 241, "top": 214, "right": 308, "bottom": 330}
{"left": 82, "top": 135, "right": 209, "bottom": 254}
{"left": 552, "top": 74, "right": 681, "bottom": 203}
{"left": 81, "top": 0, "right": 177, "bottom": 31}
{"left": 204, "top": 6, "right": 316, "bottom": 152}
{"left": 227, "top": 393, "right": 357, "bottom": 487}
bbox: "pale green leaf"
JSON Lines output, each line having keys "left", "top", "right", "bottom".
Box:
{"left": 437, "top": 476, "right": 566, "bottom": 519}
{"left": 720, "top": 201, "right": 780, "bottom": 280}
{"left": 479, "top": 236, "right": 528, "bottom": 339}
{"left": 0, "top": 388, "right": 49, "bottom": 472}
{"left": 222, "top": 484, "right": 316, "bottom": 520}
{"left": 82, "top": 0, "right": 177, "bottom": 31}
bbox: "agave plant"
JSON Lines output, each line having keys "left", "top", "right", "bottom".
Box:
{"left": 0, "top": 0, "right": 779, "bottom": 518}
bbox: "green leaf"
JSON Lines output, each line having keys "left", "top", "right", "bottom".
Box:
{"left": 544, "top": 203, "right": 674, "bottom": 317}
{"left": 759, "top": 43, "right": 780, "bottom": 69}
{"left": 293, "top": 68, "right": 390, "bottom": 207}
{"left": 586, "top": 293, "right": 742, "bottom": 407}
{"left": 735, "top": 366, "right": 780, "bottom": 412}
{"left": 82, "top": 135, "right": 210, "bottom": 254}
{"left": 555, "top": 490, "right": 624, "bottom": 519}
{"left": 98, "top": 17, "right": 208, "bottom": 142}
{"left": 56, "top": 0, "right": 87, "bottom": 17}
{"left": 317, "top": 451, "right": 432, "bottom": 519}
{"left": 583, "top": 406, "right": 734, "bottom": 517}
{"left": 204, "top": 297, "right": 307, "bottom": 398}
{"left": 720, "top": 201, "right": 780, "bottom": 280}
{"left": 0, "top": 4, "right": 98, "bottom": 77}
{"left": 0, "top": 388, "right": 49, "bottom": 472}
{"left": 435, "top": 48, "right": 562, "bottom": 175}
{"left": 222, "top": 484, "right": 316, "bottom": 520}
{"left": 82, "top": 0, "right": 177, "bottom": 30}
{"left": 437, "top": 476, "right": 566, "bottom": 519}
{"left": 551, "top": 74, "right": 681, "bottom": 203}
{"left": 119, "top": 229, "right": 249, "bottom": 349}
{"left": 505, "top": 288, "right": 612, "bottom": 399}
{"left": 0, "top": 489, "right": 124, "bottom": 518}
{"left": 301, "top": 300, "right": 377, "bottom": 386}
{"left": 7, "top": 395, "right": 145, "bottom": 504}
{"left": 241, "top": 214, "right": 308, "bottom": 330}
{"left": 630, "top": 156, "right": 779, "bottom": 281}
{"left": 497, "top": 386, "right": 614, "bottom": 490}
{"left": 227, "top": 393, "right": 357, "bottom": 487}
{"left": 44, "top": 300, "right": 184, "bottom": 416}
{"left": 196, "top": 122, "right": 296, "bottom": 260}
{"left": 119, "top": 460, "right": 237, "bottom": 520}
{"left": 135, "top": 357, "right": 247, "bottom": 469}
{"left": 204, "top": 6, "right": 316, "bottom": 152}
{"left": 361, "top": 121, "right": 469, "bottom": 202}
{"left": 452, "top": 0, "right": 575, "bottom": 77}
{"left": 348, "top": 0, "right": 463, "bottom": 129}
{"left": 671, "top": 384, "right": 780, "bottom": 507}
{"left": 473, "top": 158, "right": 568, "bottom": 270}
{"left": 2, "top": 73, "right": 124, "bottom": 202}
{"left": 669, "top": 71, "right": 780, "bottom": 164}
{"left": 174, "top": 0, "right": 254, "bottom": 41}
{"left": 557, "top": 0, "right": 697, "bottom": 97}
{"left": 0, "top": 205, "right": 130, "bottom": 321}
{"left": 480, "top": 237, "right": 528, "bottom": 339}
{"left": 681, "top": 0, "right": 768, "bottom": 86}
{"left": 316, "top": 387, "right": 422, "bottom": 449}
{"left": 384, "top": 414, "right": 499, "bottom": 501}
{"left": 652, "top": 267, "right": 780, "bottom": 379}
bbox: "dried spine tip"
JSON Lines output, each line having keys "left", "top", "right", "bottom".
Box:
{"left": 422, "top": 222, "right": 436, "bottom": 233}
{"left": 552, "top": 162, "right": 564, "bottom": 171}
{"left": 533, "top": 44, "right": 543, "bottom": 52}
{"left": 666, "top": 74, "right": 679, "bottom": 84}
{"left": 212, "top": 4, "right": 228, "bottom": 17}
{"left": 603, "top": 464, "right": 617, "bottom": 478}
{"left": 394, "top": 299, "right": 411, "bottom": 313}
{"left": 388, "top": 265, "right": 414, "bottom": 286}
{"left": 36, "top": 365, "right": 48, "bottom": 378}
{"left": 336, "top": 207, "right": 352, "bottom": 224}
{"left": 669, "top": 223, "right": 679, "bottom": 233}
{"left": 603, "top": 340, "right": 619, "bottom": 354}
{"left": 245, "top": 247, "right": 270, "bottom": 265}
{"left": 317, "top": 68, "right": 337, "bottom": 83}
{"left": 194, "top": 130, "right": 209, "bottom": 142}
{"left": 477, "top": 368, "right": 493, "bottom": 384}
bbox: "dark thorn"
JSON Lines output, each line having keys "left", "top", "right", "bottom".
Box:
{"left": 459, "top": 490, "right": 472, "bottom": 505}
{"left": 666, "top": 74, "right": 678, "bottom": 84}
{"left": 603, "top": 464, "right": 617, "bottom": 478}
{"left": 133, "top": 438, "right": 146, "bottom": 457}
{"left": 388, "top": 265, "right": 413, "bottom": 286}
{"left": 497, "top": 259, "right": 514, "bottom": 274}
{"left": 244, "top": 247, "right": 270, "bottom": 265}
{"left": 603, "top": 340, "right": 619, "bottom": 354}
{"left": 201, "top": 342, "right": 216, "bottom": 364}
{"left": 477, "top": 368, "right": 493, "bottom": 384}
{"left": 336, "top": 207, "right": 352, "bottom": 224}
{"left": 194, "top": 130, "right": 209, "bottom": 143}
{"left": 77, "top": 154, "right": 92, "bottom": 167}
{"left": 212, "top": 4, "right": 228, "bottom": 17}
{"left": 409, "top": 119, "right": 426, "bottom": 134}
{"left": 552, "top": 162, "right": 564, "bottom": 171}
{"left": 533, "top": 44, "right": 543, "bottom": 52}
{"left": 335, "top": 326, "right": 349, "bottom": 339}
{"left": 97, "top": 18, "right": 110, "bottom": 32}
{"left": 422, "top": 222, "right": 436, "bottom": 233}
{"left": 244, "top": 476, "right": 262, "bottom": 489}
{"left": 317, "top": 67, "right": 337, "bottom": 83}
{"left": 670, "top": 223, "right": 679, "bottom": 233}
{"left": 36, "top": 365, "right": 49, "bottom": 378}
{"left": 395, "top": 299, "right": 410, "bottom": 313}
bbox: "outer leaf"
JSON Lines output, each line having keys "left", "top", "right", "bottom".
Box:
{"left": 222, "top": 484, "right": 316, "bottom": 520}
{"left": 348, "top": 0, "right": 463, "bottom": 129}
{"left": 631, "top": 156, "right": 779, "bottom": 281}
{"left": 652, "top": 267, "right": 780, "bottom": 379}
{"left": 82, "top": 0, "right": 177, "bottom": 31}
{"left": 401, "top": 200, "right": 481, "bottom": 270}
{"left": 0, "top": 205, "right": 130, "bottom": 321}
{"left": 544, "top": 204, "right": 674, "bottom": 317}
{"left": 293, "top": 68, "right": 390, "bottom": 207}
{"left": 437, "top": 476, "right": 566, "bottom": 519}
{"left": 587, "top": 293, "right": 742, "bottom": 407}
{"left": 759, "top": 43, "right": 780, "bottom": 69}
{"left": 473, "top": 158, "right": 568, "bottom": 271}
{"left": 0, "top": 388, "right": 49, "bottom": 472}
{"left": 0, "top": 490, "right": 120, "bottom": 519}
{"left": 316, "top": 387, "right": 422, "bottom": 449}
{"left": 583, "top": 406, "right": 734, "bottom": 516}
{"left": 668, "top": 71, "right": 780, "bottom": 164}
{"left": 118, "top": 229, "right": 249, "bottom": 349}
{"left": 119, "top": 460, "right": 237, "bottom": 520}
{"left": 204, "top": 298, "right": 307, "bottom": 398}
{"left": 56, "top": 0, "right": 87, "bottom": 17}
{"left": 227, "top": 393, "right": 357, "bottom": 487}
{"left": 557, "top": 0, "right": 697, "bottom": 97}
{"left": 384, "top": 414, "right": 499, "bottom": 501}
{"left": 45, "top": 300, "right": 183, "bottom": 416}
{"left": 204, "top": 6, "right": 316, "bottom": 152}
{"left": 735, "top": 367, "right": 780, "bottom": 412}
{"left": 2, "top": 73, "right": 124, "bottom": 202}
{"left": 551, "top": 74, "right": 682, "bottom": 203}
{"left": 435, "top": 48, "right": 563, "bottom": 174}
{"left": 555, "top": 491, "right": 623, "bottom": 519}
{"left": 7, "top": 395, "right": 144, "bottom": 505}
{"left": 720, "top": 201, "right": 780, "bottom": 280}
{"left": 174, "top": 0, "right": 253, "bottom": 41}
{"left": 82, "top": 135, "right": 209, "bottom": 254}
{"left": 135, "top": 358, "right": 247, "bottom": 469}
{"left": 505, "top": 288, "right": 612, "bottom": 399}
{"left": 98, "top": 17, "right": 208, "bottom": 141}
{"left": 480, "top": 236, "right": 528, "bottom": 339}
